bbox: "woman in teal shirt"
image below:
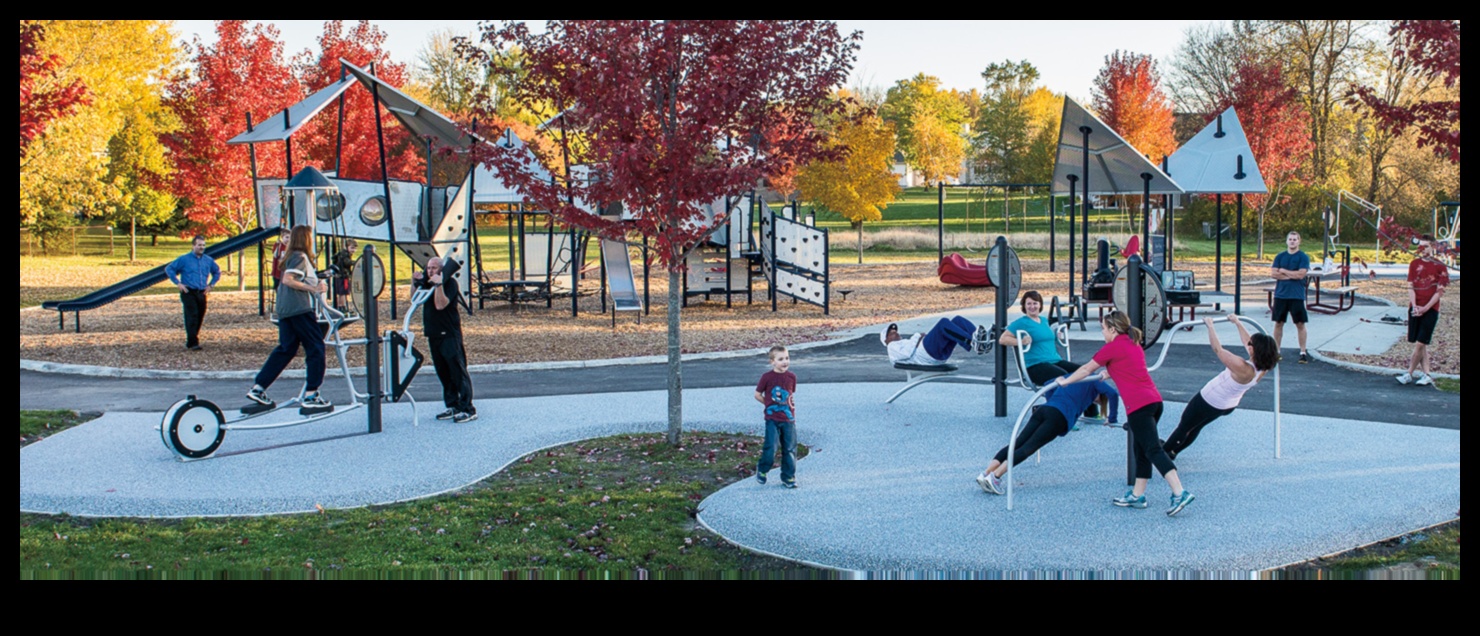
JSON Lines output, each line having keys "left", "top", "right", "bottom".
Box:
{"left": 998, "top": 290, "right": 1083, "bottom": 386}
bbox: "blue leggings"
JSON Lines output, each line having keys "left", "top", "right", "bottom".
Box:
{"left": 922, "top": 317, "right": 976, "bottom": 361}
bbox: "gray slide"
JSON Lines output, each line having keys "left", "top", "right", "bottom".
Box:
{"left": 601, "top": 239, "right": 642, "bottom": 324}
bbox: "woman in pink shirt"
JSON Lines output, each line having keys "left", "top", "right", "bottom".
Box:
{"left": 1057, "top": 310, "right": 1195, "bottom": 517}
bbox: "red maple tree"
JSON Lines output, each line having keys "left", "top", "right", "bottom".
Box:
{"left": 1350, "top": 20, "right": 1460, "bottom": 164}
{"left": 165, "top": 20, "right": 302, "bottom": 235}
{"left": 294, "top": 20, "right": 423, "bottom": 182}
{"left": 1091, "top": 50, "right": 1178, "bottom": 163}
{"left": 20, "top": 21, "right": 89, "bottom": 160}
{"left": 470, "top": 20, "right": 858, "bottom": 443}
{"left": 1212, "top": 55, "right": 1313, "bottom": 210}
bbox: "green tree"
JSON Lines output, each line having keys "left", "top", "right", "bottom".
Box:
{"left": 973, "top": 60, "right": 1048, "bottom": 183}
{"left": 102, "top": 108, "right": 178, "bottom": 262}
{"left": 797, "top": 100, "right": 901, "bottom": 262}
{"left": 20, "top": 20, "right": 178, "bottom": 250}
{"left": 879, "top": 73, "right": 968, "bottom": 186}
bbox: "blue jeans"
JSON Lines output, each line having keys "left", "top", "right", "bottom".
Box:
{"left": 922, "top": 316, "right": 976, "bottom": 361}
{"left": 757, "top": 418, "right": 796, "bottom": 484}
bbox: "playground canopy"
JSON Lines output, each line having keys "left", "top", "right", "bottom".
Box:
{"left": 1051, "top": 98, "right": 1182, "bottom": 197}
{"left": 227, "top": 77, "right": 356, "bottom": 145}
{"left": 1164, "top": 107, "right": 1267, "bottom": 195}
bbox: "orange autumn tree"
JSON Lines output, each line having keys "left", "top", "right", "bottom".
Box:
{"left": 1091, "top": 50, "right": 1177, "bottom": 163}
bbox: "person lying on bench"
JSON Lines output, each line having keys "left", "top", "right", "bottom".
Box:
{"left": 880, "top": 317, "right": 983, "bottom": 366}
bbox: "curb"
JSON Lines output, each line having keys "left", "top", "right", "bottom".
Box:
{"left": 19, "top": 330, "right": 871, "bottom": 380}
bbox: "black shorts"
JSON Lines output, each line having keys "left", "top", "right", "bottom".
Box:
{"left": 1271, "top": 297, "right": 1308, "bottom": 324}
{"left": 1408, "top": 307, "right": 1439, "bottom": 345}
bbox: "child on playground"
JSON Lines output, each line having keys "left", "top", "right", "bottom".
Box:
{"left": 754, "top": 345, "right": 798, "bottom": 488}
{"left": 1057, "top": 310, "right": 1195, "bottom": 516}
{"left": 1161, "top": 316, "right": 1280, "bottom": 460}
{"left": 976, "top": 374, "right": 1119, "bottom": 495}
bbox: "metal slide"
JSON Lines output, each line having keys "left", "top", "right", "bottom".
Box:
{"left": 601, "top": 239, "right": 642, "bottom": 325}
{"left": 42, "top": 226, "right": 280, "bottom": 330}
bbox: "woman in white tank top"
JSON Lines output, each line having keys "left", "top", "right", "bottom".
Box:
{"left": 1163, "top": 316, "right": 1281, "bottom": 460}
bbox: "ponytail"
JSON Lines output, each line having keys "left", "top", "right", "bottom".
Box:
{"left": 1103, "top": 310, "right": 1142, "bottom": 344}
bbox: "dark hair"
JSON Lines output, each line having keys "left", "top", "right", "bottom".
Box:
{"left": 1020, "top": 290, "right": 1043, "bottom": 312}
{"left": 1249, "top": 333, "right": 1281, "bottom": 371}
{"left": 192, "top": 235, "right": 206, "bottom": 244}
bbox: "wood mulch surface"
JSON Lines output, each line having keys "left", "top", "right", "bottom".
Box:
{"left": 19, "top": 258, "right": 1458, "bottom": 376}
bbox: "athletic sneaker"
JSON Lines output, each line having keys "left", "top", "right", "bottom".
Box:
{"left": 755, "top": 471, "right": 767, "bottom": 485}
{"left": 1112, "top": 490, "right": 1147, "bottom": 508}
{"left": 976, "top": 470, "right": 1003, "bottom": 495}
{"left": 246, "top": 386, "right": 274, "bottom": 406}
{"left": 435, "top": 408, "right": 457, "bottom": 420}
{"left": 782, "top": 481, "right": 798, "bottom": 489}
{"left": 1299, "top": 352, "right": 1310, "bottom": 364}
{"left": 1079, "top": 413, "right": 1107, "bottom": 426}
{"left": 1395, "top": 372, "right": 1414, "bottom": 385}
{"left": 301, "top": 393, "right": 332, "bottom": 409}
{"left": 1167, "top": 490, "right": 1197, "bottom": 517}
{"left": 1415, "top": 373, "right": 1434, "bottom": 386}
{"left": 453, "top": 411, "right": 478, "bottom": 423}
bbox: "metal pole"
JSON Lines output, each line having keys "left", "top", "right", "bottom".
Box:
{"left": 1141, "top": 173, "right": 1152, "bottom": 262}
{"left": 994, "top": 236, "right": 1009, "bottom": 418}
{"left": 1126, "top": 253, "right": 1144, "bottom": 486}
{"left": 1048, "top": 194, "right": 1056, "bottom": 272}
{"left": 370, "top": 82, "right": 398, "bottom": 321}
{"left": 246, "top": 112, "right": 265, "bottom": 317}
{"left": 1216, "top": 194, "right": 1223, "bottom": 292}
{"left": 1236, "top": 194, "right": 1244, "bottom": 316}
{"left": 364, "top": 245, "right": 382, "bottom": 434}
{"left": 937, "top": 184, "right": 945, "bottom": 263}
{"left": 1080, "top": 126, "right": 1092, "bottom": 293}
{"left": 1067, "top": 176, "right": 1078, "bottom": 304}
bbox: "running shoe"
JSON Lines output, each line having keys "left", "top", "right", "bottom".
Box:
{"left": 453, "top": 411, "right": 478, "bottom": 423}
{"left": 1112, "top": 490, "right": 1147, "bottom": 508}
{"left": 1395, "top": 372, "right": 1413, "bottom": 385}
{"left": 246, "top": 386, "right": 274, "bottom": 406}
{"left": 1415, "top": 373, "right": 1434, "bottom": 386}
{"left": 976, "top": 470, "right": 1003, "bottom": 495}
{"left": 1167, "top": 490, "right": 1197, "bottom": 517}
{"left": 1299, "top": 351, "right": 1310, "bottom": 364}
{"left": 435, "top": 408, "right": 457, "bottom": 420}
{"left": 755, "top": 471, "right": 767, "bottom": 485}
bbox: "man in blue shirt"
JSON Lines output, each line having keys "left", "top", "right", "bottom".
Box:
{"left": 1269, "top": 231, "right": 1311, "bottom": 363}
{"left": 164, "top": 235, "right": 221, "bottom": 351}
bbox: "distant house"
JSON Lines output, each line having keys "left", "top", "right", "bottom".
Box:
{"left": 891, "top": 151, "right": 964, "bottom": 188}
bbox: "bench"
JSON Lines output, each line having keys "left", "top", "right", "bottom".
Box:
{"left": 1260, "top": 283, "right": 1358, "bottom": 315}
{"left": 886, "top": 362, "right": 994, "bottom": 404}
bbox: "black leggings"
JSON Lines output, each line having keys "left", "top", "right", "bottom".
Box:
{"left": 1026, "top": 360, "right": 1082, "bottom": 386}
{"left": 1162, "top": 393, "right": 1235, "bottom": 457}
{"left": 992, "top": 407, "right": 1069, "bottom": 466}
{"left": 1126, "top": 402, "right": 1175, "bottom": 480}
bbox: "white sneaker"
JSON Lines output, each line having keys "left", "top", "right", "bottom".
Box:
{"left": 976, "top": 470, "right": 1003, "bottom": 495}
{"left": 1395, "top": 372, "right": 1413, "bottom": 385}
{"left": 1415, "top": 373, "right": 1434, "bottom": 386}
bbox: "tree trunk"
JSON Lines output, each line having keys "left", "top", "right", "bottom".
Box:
{"left": 238, "top": 251, "right": 246, "bottom": 291}
{"left": 666, "top": 268, "right": 683, "bottom": 446}
{"left": 856, "top": 221, "right": 863, "bottom": 264}
{"left": 129, "top": 217, "right": 138, "bottom": 262}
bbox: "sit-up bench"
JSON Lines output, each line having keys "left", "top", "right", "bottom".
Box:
{"left": 885, "top": 362, "right": 994, "bottom": 404}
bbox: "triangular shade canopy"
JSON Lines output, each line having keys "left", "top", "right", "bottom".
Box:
{"left": 1164, "top": 107, "right": 1268, "bottom": 194}
{"left": 227, "top": 77, "right": 355, "bottom": 145}
{"left": 340, "top": 60, "right": 480, "bottom": 150}
{"left": 1051, "top": 98, "right": 1182, "bottom": 196}
{"left": 472, "top": 128, "right": 557, "bottom": 204}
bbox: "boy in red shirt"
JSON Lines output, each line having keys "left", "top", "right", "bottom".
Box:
{"left": 754, "top": 345, "right": 798, "bottom": 488}
{"left": 1397, "top": 237, "right": 1449, "bottom": 386}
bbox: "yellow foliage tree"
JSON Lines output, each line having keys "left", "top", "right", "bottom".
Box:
{"left": 910, "top": 114, "right": 967, "bottom": 187}
{"left": 20, "top": 20, "right": 178, "bottom": 246}
{"left": 797, "top": 105, "right": 901, "bottom": 262}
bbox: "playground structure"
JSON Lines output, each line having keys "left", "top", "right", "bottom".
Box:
{"left": 159, "top": 246, "right": 427, "bottom": 460}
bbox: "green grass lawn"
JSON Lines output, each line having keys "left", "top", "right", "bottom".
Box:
{"left": 20, "top": 411, "right": 825, "bottom": 579}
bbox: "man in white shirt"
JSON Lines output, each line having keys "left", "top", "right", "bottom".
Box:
{"left": 881, "top": 318, "right": 982, "bottom": 366}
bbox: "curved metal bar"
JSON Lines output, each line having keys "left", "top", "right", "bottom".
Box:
{"left": 886, "top": 371, "right": 996, "bottom": 404}
{"left": 1005, "top": 372, "right": 1107, "bottom": 510}
{"left": 225, "top": 402, "right": 365, "bottom": 431}
{"left": 1146, "top": 314, "right": 1282, "bottom": 458}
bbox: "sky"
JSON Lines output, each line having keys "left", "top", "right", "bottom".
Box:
{"left": 175, "top": 20, "right": 1220, "bottom": 101}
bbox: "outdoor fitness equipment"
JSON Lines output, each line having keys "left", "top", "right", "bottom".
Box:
{"left": 1110, "top": 254, "right": 1168, "bottom": 348}
{"left": 159, "top": 247, "right": 427, "bottom": 460}
{"left": 1000, "top": 313, "right": 1284, "bottom": 510}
